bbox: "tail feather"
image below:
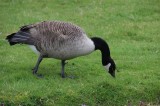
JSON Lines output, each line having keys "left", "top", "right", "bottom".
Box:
{"left": 6, "top": 31, "right": 34, "bottom": 45}
{"left": 14, "top": 35, "right": 30, "bottom": 39}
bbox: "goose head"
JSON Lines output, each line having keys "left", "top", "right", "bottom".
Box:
{"left": 104, "top": 57, "right": 116, "bottom": 77}
{"left": 91, "top": 37, "right": 116, "bottom": 77}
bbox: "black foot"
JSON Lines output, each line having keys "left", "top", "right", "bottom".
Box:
{"left": 59, "top": 73, "right": 76, "bottom": 79}
{"left": 60, "top": 73, "right": 65, "bottom": 78}
{"left": 33, "top": 73, "right": 44, "bottom": 78}
{"left": 61, "top": 75, "right": 65, "bottom": 78}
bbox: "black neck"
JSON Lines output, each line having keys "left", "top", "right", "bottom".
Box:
{"left": 91, "top": 37, "right": 111, "bottom": 66}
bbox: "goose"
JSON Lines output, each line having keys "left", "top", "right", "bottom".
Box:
{"left": 6, "top": 21, "right": 116, "bottom": 78}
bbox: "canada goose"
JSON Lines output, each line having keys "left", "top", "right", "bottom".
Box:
{"left": 6, "top": 21, "right": 116, "bottom": 78}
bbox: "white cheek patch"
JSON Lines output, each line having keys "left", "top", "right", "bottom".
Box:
{"left": 104, "top": 63, "right": 111, "bottom": 71}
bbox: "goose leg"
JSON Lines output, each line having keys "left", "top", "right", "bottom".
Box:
{"left": 61, "top": 60, "right": 66, "bottom": 78}
{"left": 32, "top": 55, "right": 43, "bottom": 77}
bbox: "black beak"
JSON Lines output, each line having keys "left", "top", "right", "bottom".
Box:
{"left": 109, "top": 71, "right": 115, "bottom": 78}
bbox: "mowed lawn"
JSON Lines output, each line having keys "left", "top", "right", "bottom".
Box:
{"left": 0, "top": 0, "right": 160, "bottom": 105}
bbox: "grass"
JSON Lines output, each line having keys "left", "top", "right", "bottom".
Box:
{"left": 0, "top": 0, "right": 160, "bottom": 105}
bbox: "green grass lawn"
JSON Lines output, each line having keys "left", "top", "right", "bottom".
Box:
{"left": 0, "top": 0, "right": 160, "bottom": 105}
